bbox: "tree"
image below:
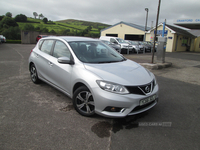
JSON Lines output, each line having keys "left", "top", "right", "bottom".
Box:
{"left": 0, "top": 15, "right": 4, "bottom": 21}
{"left": 2, "top": 26, "right": 21, "bottom": 40}
{"left": 15, "top": 14, "right": 27, "bottom": 22}
{"left": 43, "top": 17, "right": 48, "bottom": 24}
{"left": 6, "top": 12, "right": 12, "bottom": 18}
{"left": 39, "top": 14, "right": 44, "bottom": 19}
{"left": 35, "top": 26, "right": 41, "bottom": 31}
{"left": 87, "top": 25, "right": 92, "bottom": 31}
{"left": 49, "top": 29, "right": 56, "bottom": 34}
{"left": 41, "top": 27, "right": 49, "bottom": 33}
{"left": 33, "top": 12, "right": 38, "bottom": 19}
{"left": 0, "top": 17, "right": 18, "bottom": 28}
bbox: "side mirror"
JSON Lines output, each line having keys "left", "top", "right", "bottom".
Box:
{"left": 58, "top": 57, "right": 74, "bottom": 65}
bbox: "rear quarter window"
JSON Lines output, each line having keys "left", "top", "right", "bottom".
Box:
{"left": 40, "top": 40, "right": 54, "bottom": 55}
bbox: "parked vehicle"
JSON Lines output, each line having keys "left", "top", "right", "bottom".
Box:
{"left": 100, "top": 36, "right": 132, "bottom": 53}
{"left": 147, "top": 41, "right": 157, "bottom": 52}
{"left": 36, "top": 35, "right": 49, "bottom": 42}
{"left": 29, "top": 36, "right": 159, "bottom": 118}
{"left": 125, "top": 40, "right": 143, "bottom": 53}
{"left": 139, "top": 41, "right": 151, "bottom": 52}
{"left": 0, "top": 35, "right": 6, "bottom": 43}
{"left": 101, "top": 40, "right": 121, "bottom": 53}
{"left": 131, "top": 41, "right": 144, "bottom": 52}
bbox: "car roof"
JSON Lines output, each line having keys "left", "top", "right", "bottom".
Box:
{"left": 43, "top": 36, "right": 99, "bottom": 42}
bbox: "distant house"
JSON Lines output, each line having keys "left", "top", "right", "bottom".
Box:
{"left": 101, "top": 21, "right": 150, "bottom": 41}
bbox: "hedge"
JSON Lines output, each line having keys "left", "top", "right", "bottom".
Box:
{"left": 6, "top": 40, "right": 21, "bottom": 44}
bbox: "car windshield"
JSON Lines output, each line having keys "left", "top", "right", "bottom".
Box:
{"left": 130, "top": 41, "right": 139, "bottom": 45}
{"left": 102, "top": 40, "right": 111, "bottom": 45}
{"left": 139, "top": 42, "right": 145, "bottom": 45}
{"left": 68, "top": 41, "right": 126, "bottom": 63}
{"left": 116, "top": 38, "right": 126, "bottom": 44}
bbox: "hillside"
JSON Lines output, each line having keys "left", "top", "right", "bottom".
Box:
{"left": 57, "top": 19, "right": 110, "bottom": 29}
{"left": 17, "top": 18, "right": 110, "bottom": 37}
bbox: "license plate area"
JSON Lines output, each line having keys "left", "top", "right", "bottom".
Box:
{"left": 140, "top": 95, "right": 156, "bottom": 106}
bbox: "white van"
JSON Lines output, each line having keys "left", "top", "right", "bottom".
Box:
{"left": 100, "top": 36, "right": 132, "bottom": 54}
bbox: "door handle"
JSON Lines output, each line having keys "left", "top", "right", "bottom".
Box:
{"left": 48, "top": 62, "right": 53, "bottom": 67}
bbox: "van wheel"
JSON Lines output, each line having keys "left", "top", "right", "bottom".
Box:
{"left": 73, "top": 86, "right": 95, "bottom": 117}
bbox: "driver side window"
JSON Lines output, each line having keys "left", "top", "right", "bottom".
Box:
{"left": 110, "top": 38, "right": 117, "bottom": 44}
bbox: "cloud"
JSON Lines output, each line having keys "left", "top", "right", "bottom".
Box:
{"left": 0, "top": 0, "right": 200, "bottom": 26}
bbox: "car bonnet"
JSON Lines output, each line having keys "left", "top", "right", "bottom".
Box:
{"left": 84, "top": 59, "right": 153, "bottom": 85}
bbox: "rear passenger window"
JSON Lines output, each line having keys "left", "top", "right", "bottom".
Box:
{"left": 53, "top": 41, "right": 71, "bottom": 58}
{"left": 40, "top": 40, "right": 54, "bottom": 54}
{"left": 38, "top": 40, "right": 44, "bottom": 49}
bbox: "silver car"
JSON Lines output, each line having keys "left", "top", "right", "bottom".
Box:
{"left": 29, "top": 36, "right": 159, "bottom": 118}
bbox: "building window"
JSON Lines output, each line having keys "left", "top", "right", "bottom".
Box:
{"left": 182, "top": 37, "right": 188, "bottom": 46}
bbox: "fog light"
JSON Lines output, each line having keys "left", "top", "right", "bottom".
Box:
{"left": 104, "top": 106, "right": 125, "bottom": 112}
{"left": 111, "top": 107, "right": 116, "bottom": 112}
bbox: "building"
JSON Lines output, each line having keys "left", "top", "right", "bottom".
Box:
{"left": 101, "top": 20, "right": 200, "bottom": 52}
{"left": 101, "top": 21, "right": 150, "bottom": 41}
{"left": 146, "top": 23, "right": 197, "bottom": 52}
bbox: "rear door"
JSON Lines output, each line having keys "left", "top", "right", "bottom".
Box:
{"left": 35, "top": 39, "right": 55, "bottom": 82}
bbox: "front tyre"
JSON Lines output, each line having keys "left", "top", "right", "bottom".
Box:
{"left": 30, "top": 63, "right": 40, "bottom": 84}
{"left": 73, "top": 86, "right": 95, "bottom": 117}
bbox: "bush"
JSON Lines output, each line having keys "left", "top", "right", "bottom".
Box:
{"left": 22, "top": 24, "right": 35, "bottom": 31}
{"left": 6, "top": 40, "right": 21, "bottom": 43}
{"left": 15, "top": 14, "right": 27, "bottom": 22}
{"left": 0, "top": 16, "right": 18, "bottom": 28}
{"left": 1, "top": 26, "right": 21, "bottom": 40}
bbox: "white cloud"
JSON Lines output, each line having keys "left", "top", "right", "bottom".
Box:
{"left": 0, "top": 0, "right": 200, "bottom": 26}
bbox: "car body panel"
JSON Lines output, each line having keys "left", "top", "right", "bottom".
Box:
{"left": 84, "top": 60, "right": 153, "bottom": 85}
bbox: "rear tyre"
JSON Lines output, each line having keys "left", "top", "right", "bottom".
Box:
{"left": 73, "top": 86, "right": 95, "bottom": 117}
{"left": 30, "top": 64, "right": 40, "bottom": 84}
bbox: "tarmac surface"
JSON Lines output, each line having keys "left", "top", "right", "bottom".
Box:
{"left": 0, "top": 44, "right": 200, "bottom": 150}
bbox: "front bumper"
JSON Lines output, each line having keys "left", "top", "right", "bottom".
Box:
{"left": 92, "top": 84, "right": 159, "bottom": 118}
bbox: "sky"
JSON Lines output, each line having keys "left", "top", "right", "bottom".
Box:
{"left": 0, "top": 0, "right": 200, "bottom": 27}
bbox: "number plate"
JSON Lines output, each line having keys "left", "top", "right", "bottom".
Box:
{"left": 140, "top": 95, "right": 156, "bottom": 106}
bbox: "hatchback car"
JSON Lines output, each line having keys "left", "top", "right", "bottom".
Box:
{"left": 29, "top": 36, "right": 159, "bottom": 118}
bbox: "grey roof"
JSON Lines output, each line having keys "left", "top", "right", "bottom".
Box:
{"left": 101, "top": 21, "right": 150, "bottom": 32}
{"left": 188, "top": 30, "right": 200, "bottom": 37}
{"left": 166, "top": 24, "right": 196, "bottom": 38}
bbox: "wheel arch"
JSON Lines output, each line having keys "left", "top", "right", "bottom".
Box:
{"left": 72, "top": 82, "right": 88, "bottom": 95}
{"left": 29, "top": 62, "right": 34, "bottom": 71}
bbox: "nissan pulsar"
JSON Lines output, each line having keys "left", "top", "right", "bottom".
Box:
{"left": 29, "top": 36, "right": 159, "bottom": 118}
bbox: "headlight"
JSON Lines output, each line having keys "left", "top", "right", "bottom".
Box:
{"left": 121, "top": 45, "right": 128, "bottom": 48}
{"left": 116, "top": 44, "right": 121, "bottom": 47}
{"left": 96, "top": 80, "right": 129, "bottom": 94}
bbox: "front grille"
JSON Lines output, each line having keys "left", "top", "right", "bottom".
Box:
{"left": 125, "top": 80, "right": 154, "bottom": 95}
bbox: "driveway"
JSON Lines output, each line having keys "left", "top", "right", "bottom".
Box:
{"left": 0, "top": 44, "right": 200, "bottom": 150}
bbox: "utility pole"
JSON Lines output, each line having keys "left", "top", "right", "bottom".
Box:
{"left": 151, "top": 0, "right": 161, "bottom": 64}
{"left": 144, "top": 8, "right": 149, "bottom": 41}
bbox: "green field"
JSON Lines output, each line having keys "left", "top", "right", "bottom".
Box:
{"left": 17, "top": 18, "right": 110, "bottom": 36}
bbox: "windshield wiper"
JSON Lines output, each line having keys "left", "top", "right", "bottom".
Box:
{"left": 98, "top": 60, "right": 124, "bottom": 64}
